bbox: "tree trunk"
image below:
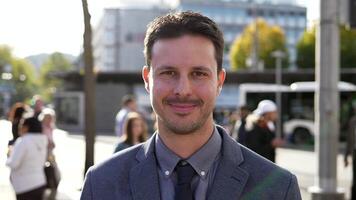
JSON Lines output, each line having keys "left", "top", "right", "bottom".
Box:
{"left": 81, "top": 0, "right": 96, "bottom": 175}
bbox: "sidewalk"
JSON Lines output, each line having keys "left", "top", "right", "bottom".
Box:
{"left": 0, "top": 125, "right": 117, "bottom": 200}
{"left": 0, "top": 123, "right": 352, "bottom": 199}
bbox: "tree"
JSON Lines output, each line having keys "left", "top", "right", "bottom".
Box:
{"left": 0, "top": 45, "right": 38, "bottom": 103}
{"left": 82, "top": 0, "right": 96, "bottom": 175}
{"left": 296, "top": 27, "right": 315, "bottom": 68}
{"left": 0, "top": 46, "right": 12, "bottom": 71}
{"left": 11, "top": 59, "right": 38, "bottom": 102}
{"left": 230, "top": 18, "right": 288, "bottom": 71}
{"left": 39, "top": 52, "right": 73, "bottom": 101}
{"left": 296, "top": 25, "right": 356, "bottom": 68}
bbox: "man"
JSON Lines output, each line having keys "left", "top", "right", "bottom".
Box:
{"left": 232, "top": 105, "right": 250, "bottom": 145}
{"left": 345, "top": 106, "right": 356, "bottom": 200}
{"left": 115, "top": 95, "right": 137, "bottom": 137}
{"left": 81, "top": 11, "right": 301, "bottom": 200}
{"left": 245, "top": 100, "right": 284, "bottom": 162}
{"left": 31, "top": 95, "right": 44, "bottom": 119}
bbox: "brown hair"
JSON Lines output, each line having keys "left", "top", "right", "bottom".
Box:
{"left": 144, "top": 11, "right": 224, "bottom": 72}
{"left": 8, "top": 102, "right": 27, "bottom": 123}
{"left": 124, "top": 112, "right": 148, "bottom": 145}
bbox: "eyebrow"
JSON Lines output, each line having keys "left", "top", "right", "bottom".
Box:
{"left": 191, "top": 66, "right": 212, "bottom": 72}
{"left": 155, "top": 65, "right": 213, "bottom": 73}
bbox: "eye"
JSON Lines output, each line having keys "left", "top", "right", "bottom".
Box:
{"left": 192, "top": 71, "right": 208, "bottom": 77}
{"left": 160, "top": 71, "right": 176, "bottom": 76}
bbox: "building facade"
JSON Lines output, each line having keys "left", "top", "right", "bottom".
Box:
{"left": 93, "top": 0, "right": 306, "bottom": 72}
{"left": 177, "top": 0, "right": 307, "bottom": 69}
{"left": 93, "top": 6, "right": 169, "bottom": 72}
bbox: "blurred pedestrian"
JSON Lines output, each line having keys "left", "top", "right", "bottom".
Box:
{"left": 115, "top": 95, "right": 137, "bottom": 138}
{"left": 114, "top": 112, "right": 148, "bottom": 153}
{"left": 245, "top": 100, "right": 284, "bottom": 162}
{"left": 31, "top": 95, "right": 44, "bottom": 119}
{"left": 39, "top": 108, "right": 61, "bottom": 199}
{"left": 232, "top": 105, "right": 250, "bottom": 145}
{"left": 8, "top": 103, "right": 27, "bottom": 146}
{"left": 345, "top": 106, "right": 356, "bottom": 200}
{"left": 81, "top": 11, "right": 301, "bottom": 200}
{"left": 39, "top": 108, "right": 56, "bottom": 150}
{"left": 6, "top": 115, "right": 48, "bottom": 200}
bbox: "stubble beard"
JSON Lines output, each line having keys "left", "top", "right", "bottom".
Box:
{"left": 156, "top": 105, "right": 213, "bottom": 135}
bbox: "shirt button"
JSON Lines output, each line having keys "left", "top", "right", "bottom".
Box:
{"left": 201, "top": 171, "right": 206, "bottom": 176}
{"left": 165, "top": 170, "right": 170, "bottom": 176}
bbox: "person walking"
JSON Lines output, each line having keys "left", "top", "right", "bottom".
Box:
{"left": 245, "top": 100, "right": 284, "bottom": 163}
{"left": 6, "top": 115, "right": 48, "bottom": 200}
{"left": 7, "top": 103, "right": 27, "bottom": 145}
{"left": 115, "top": 95, "right": 137, "bottom": 138}
{"left": 39, "top": 108, "right": 61, "bottom": 199}
{"left": 345, "top": 106, "right": 356, "bottom": 200}
{"left": 114, "top": 112, "right": 148, "bottom": 153}
{"left": 81, "top": 11, "right": 301, "bottom": 200}
{"left": 232, "top": 105, "right": 250, "bottom": 145}
{"left": 31, "top": 95, "right": 44, "bottom": 119}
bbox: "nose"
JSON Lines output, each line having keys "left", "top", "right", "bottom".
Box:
{"left": 174, "top": 75, "right": 192, "bottom": 97}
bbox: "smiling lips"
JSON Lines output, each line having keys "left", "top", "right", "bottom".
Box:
{"left": 165, "top": 99, "right": 202, "bottom": 114}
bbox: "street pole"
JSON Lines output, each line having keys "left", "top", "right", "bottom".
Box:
{"left": 308, "top": 0, "right": 344, "bottom": 199}
{"left": 271, "top": 50, "right": 285, "bottom": 139}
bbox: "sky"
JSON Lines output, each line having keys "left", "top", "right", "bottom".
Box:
{"left": 0, "top": 0, "right": 319, "bottom": 58}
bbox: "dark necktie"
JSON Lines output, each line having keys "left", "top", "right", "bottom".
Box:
{"left": 175, "top": 160, "right": 196, "bottom": 200}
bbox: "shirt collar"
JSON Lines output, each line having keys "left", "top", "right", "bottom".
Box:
{"left": 155, "top": 135, "right": 181, "bottom": 178}
{"left": 187, "top": 126, "right": 221, "bottom": 180}
{"left": 155, "top": 126, "right": 222, "bottom": 180}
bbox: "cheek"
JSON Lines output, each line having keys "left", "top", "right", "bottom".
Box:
{"left": 151, "top": 79, "right": 172, "bottom": 95}
{"left": 133, "top": 125, "right": 143, "bottom": 135}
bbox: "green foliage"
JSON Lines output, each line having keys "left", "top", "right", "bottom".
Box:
{"left": 340, "top": 26, "right": 356, "bottom": 68}
{"left": 39, "top": 52, "right": 73, "bottom": 101}
{"left": 296, "top": 27, "right": 316, "bottom": 68}
{"left": 11, "top": 59, "right": 39, "bottom": 102}
{"left": 230, "top": 18, "right": 288, "bottom": 71}
{"left": 0, "top": 45, "right": 38, "bottom": 103}
{"left": 296, "top": 25, "right": 356, "bottom": 68}
{"left": 0, "top": 46, "right": 12, "bottom": 69}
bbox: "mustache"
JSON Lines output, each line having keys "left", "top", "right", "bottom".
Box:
{"left": 164, "top": 97, "right": 203, "bottom": 106}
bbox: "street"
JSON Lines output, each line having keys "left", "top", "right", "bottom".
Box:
{"left": 0, "top": 119, "right": 352, "bottom": 199}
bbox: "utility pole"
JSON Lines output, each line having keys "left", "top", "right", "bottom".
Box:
{"left": 271, "top": 50, "right": 285, "bottom": 139}
{"left": 82, "top": 0, "right": 96, "bottom": 175}
{"left": 308, "top": 0, "right": 344, "bottom": 199}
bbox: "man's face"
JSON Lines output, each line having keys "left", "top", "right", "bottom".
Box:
{"left": 34, "top": 99, "right": 43, "bottom": 113}
{"left": 142, "top": 35, "right": 225, "bottom": 135}
{"left": 265, "top": 111, "right": 278, "bottom": 122}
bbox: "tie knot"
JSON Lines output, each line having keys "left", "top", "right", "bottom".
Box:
{"left": 176, "top": 160, "right": 196, "bottom": 185}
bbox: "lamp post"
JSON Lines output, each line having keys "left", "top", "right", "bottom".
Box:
{"left": 271, "top": 50, "right": 285, "bottom": 138}
{"left": 308, "top": 0, "right": 345, "bottom": 199}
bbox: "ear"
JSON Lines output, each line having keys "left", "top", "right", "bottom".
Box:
{"left": 142, "top": 66, "right": 150, "bottom": 92}
{"left": 217, "top": 69, "right": 226, "bottom": 94}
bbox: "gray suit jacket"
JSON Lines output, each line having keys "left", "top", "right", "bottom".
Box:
{"left": 81, "top": 126, "right": 301, "bottom": 200}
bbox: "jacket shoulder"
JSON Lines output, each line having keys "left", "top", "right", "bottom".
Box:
{"left": 239, "top": 146, "right": 301, "bottom": 199}
{"left": 90, "top": 144, "right": 142, "bottom": 178}
{"left": 81, "top": 144, "right": 144, "bottom": 199}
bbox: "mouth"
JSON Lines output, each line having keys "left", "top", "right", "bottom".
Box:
{"left": 164, "top": 99, "right": 202, "bottom": 115}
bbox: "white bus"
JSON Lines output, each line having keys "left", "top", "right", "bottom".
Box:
{"left": 238, "top": 81, "right": 356, "bottom": 144}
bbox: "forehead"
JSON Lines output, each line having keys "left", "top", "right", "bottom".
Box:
{"left": 150, "top": 35, "right": 217, "bottom": 70}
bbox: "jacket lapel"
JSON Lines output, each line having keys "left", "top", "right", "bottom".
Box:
{"left": 130, "top": 134, "right": 161, "bottom": 200}
{"left": 208, "top": 126, "right": 249, "bottom": 200}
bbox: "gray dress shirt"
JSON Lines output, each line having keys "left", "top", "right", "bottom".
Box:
{"left": 155, "top": 127, "right": 222, "bottom": 200}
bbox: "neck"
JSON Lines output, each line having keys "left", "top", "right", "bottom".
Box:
{"left": 158, "top": 119, "right": 215, "bottom": 159}
{"left": 132, "top": 137, "right": 139, "bottom": 144}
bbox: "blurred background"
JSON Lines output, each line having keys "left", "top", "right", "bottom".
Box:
{"left": 0, "top": 0, "right": 355, "bottom": 199}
